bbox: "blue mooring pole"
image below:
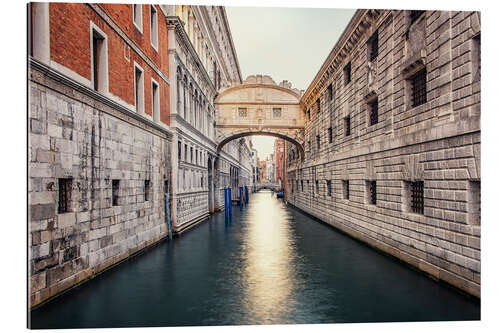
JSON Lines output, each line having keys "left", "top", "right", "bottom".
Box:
{"left": 224, "top": 187, "right": 228, "bottom": 219}
{"left": 164, "top": 193, "right": 172, "bottom": 241}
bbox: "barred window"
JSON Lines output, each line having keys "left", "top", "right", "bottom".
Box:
{"left": 343, "top": 180, "right": 350, "bottom": 200}
{"left": 327, "top": 180, "right": 332, "bottom": 196}
{"left": 344, "top": 62, "right": 351, "bottom": 86}
{"left": 273, "top": 108, "right": 282, "bottom": 118}
{"left": 409, "top": 10, "right": 424, "bottom": 25}
{"left": 410, "top": 181, "right": 424, "bottom": 214}
{"left": 112, "top": 179, "right": 120, "bottom": 206}
{"left": 344, "top": 116, "right": 351, "bottom": 137}
{"left": 144, "top": 180, "right": 150, "bottom": 201}
{"left": 238, "top": 108, "right": 247, "bottom": 117}
{"left": 327, "top": 83, "right": 333, "bottom": 101}
{"left": 307, "top": 109, "right": 311, "bottom": 120}
{"left": 58, "top": 178, "right": 72, "bottom": 213}
{"left": 316, "top": 98, "right": 321, "bottom": 113}
{"left": 367, "top": 180, "right": 376, "bottom": 205}
{"left": 316, "top": 135, "right": 320, "bottom": 151}
{"left": 369, "top": 97, "right": 379, "bottom": 126}
{"left": 328, "top": 127, "right": 333, "bottom": 143}
{"left": 301, "top": 180, "right": 304, "bottom": 192}
{"left": 315, "top": 180, "right": 319, "bottom": 194}
{"left": 410, "top": 69, "right": 427, "bottom": 107}
{"left": 368, "top": 30, "right": 379, "bottom": 61}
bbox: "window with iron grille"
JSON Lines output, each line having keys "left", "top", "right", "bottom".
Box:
{"left": 315, "top": 180, "right": 319, "bottom": 195}
{"left": 273, "top": 108, "right": 282, "bottom": 118}
{"left": 327, "top": 83, "right": 333, "bottom": 101}
{"left": 144, "top": 180, "right": 150, "bottom": 201}
{"left": 409, "top": 10, "right": 424, "bottom": 25}
{"left": 238, "top": 108, "right": 247, "bottom": 117}
{"left": 316, "top": 98, "right": 321, "bottom": 113}
{"left": 344, "top": 116, "right": 351, "bottom": 136}
{"left": 410, "top": 181, "right": 424, "bottom": 214}
{"left": 343, "top": 180, "right": 350, "bottom": 200}
{"left": 328, "top": 127, "right": 333, "bottom": 143}
{"left": 307, "top": 109, "right": 311, "bottom": 120}
{"left": 368, "top": 30, "right": 379, "bottom": 61}
{"left": 468, "top": 180, "right": 481, "bottom": 225}
{"left": 58, "top": 178, "right": 72, "bottom": 213}
{"left": 316, "top": 135, "right": 320, "bottom": 151}
{"left": 369, "top": 97, "right": 379, "bottom": 126}
{"left": 112, "top": 179, "right": 120, "bottom": 206}
{"left": 344, "top": 62, "right": 351, "bottom": 86}
{"left": 301, "top": 180, "right": 304, "bottom": 192}
{"left": 410, "top": 69, "right": 427, "bottom": 107}
{"left": 327, "top": 180, "right": 332, "bottom": 196}
{"left": 367, "top": 180, "right": 376, "bottom": 205}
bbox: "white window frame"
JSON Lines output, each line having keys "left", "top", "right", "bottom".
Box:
{"left": 90, "top": 22, "right": 109, "bottom": 95}
{"left": 151, "top": 78, "right": 160, "bottom": 123}
{"left": 150, "top": 5, "right": 158, "bottom": 51}
{"left": 133, "top": 4, "right": 143, "bottom": 33}
{"left": 134, "top": 62, "right": 145, "bottom": 114}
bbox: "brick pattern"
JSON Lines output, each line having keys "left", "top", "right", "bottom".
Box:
{"left": 286, "top": 10, "right": 480, "bottom": 297}
{"left": 29, "top": 71, "right": 172, "bottom": 307}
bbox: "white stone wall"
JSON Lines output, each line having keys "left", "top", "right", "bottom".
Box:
{"left": 29, "top": 65, "right": 172, "bottom": 307}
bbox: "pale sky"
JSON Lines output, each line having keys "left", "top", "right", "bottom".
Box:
{"left": 226, "top": 6, "right": 356, "bottom": 160}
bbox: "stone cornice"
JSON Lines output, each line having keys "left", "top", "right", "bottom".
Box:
{"left": 30, "top": 58, "right": 173, "bottom": 139}
{"left": 219, "top": 6, "right": 243, "bottom": 83}
{"left": 217, "top": 83, "right": 301, "bottom": 101}
{"left": 301, "top": 9, "right": 388, "bottom": 108}
{"left": 88, "top": 4, "right": 170, "bottom": 86}
{"left": 166, "top": 15, "right": 217, "bottom": 98}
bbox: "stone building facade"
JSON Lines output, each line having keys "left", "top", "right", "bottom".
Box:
{"left": 286, "top": 9, "right": 481, "bottom": 297}
{"left": 28, "top": 3, "right": 173, "bottom": 307}
{"left": 162, "top": 5, "right": 253, "bottom": 232}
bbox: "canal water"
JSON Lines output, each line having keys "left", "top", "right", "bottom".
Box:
{"left": 30, "top": 190, "right": 479, "bottom": 328}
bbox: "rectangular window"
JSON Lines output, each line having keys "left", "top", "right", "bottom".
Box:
{"left": 409, "top": 181, "right": 424, "bottom": 214}
{"left": 238, "top": 108, "right": 247, "bottom": 117}
{"left": 92, "top": 29, "right": 105, "bottom": 92}
{"left": 134, "top": 64, "right": 144, "bottom": 113}
{"left": 184, "top": 144, "right": 187, "bottom": 161}
{"left": 344, "top": 116, "right": 351, "bottom": 137}
{"left": 368, "top": 30, "right": 379, "bottom": 61}
{"left": 369, "top": 97, "right": 379, "bottom": 126}
{"left": 195, "top": 149, "right": 198, "bottom": 164}
{"left": 367, "top": 180, "right": 376, "bottom": 205}
{"left": 58, "top": 178, "right": 72, "bottom": 214}
{"left": 468, "top": 181, "right": 481, "bottom": 225}
{"left": 144, "top": 180, "right": 150, "bottom": 201}
{"left": 133, "top": 4, "right": 143, "bottom": 32}
{"left": 152, "top": 80, "right": 159, "bottom": 122}
{"left": 190, "top": 147, "right": 193, "bottom": 163}
{"left": 316, "top": 135, "right": 320, "bottom": 151}
{"left": 409, "top": 10, "right": 424, "bottom": 25}
{"left": 315, "top": 180, "right": 319, "bottom": 195}
{"left": 112, "top": 180, "right": 120, "bottom": 206}
{"left": 316, "top": 98, "right": 321, "bottom": 113}
{"left": 150, "top": 5, "right": 158, "bottom": 50}
{"left": 301, "top": 180, "right": 304, "bottom": 192}
{"left": 327, "top": 83, "right": 333, "bottom": 101}
{"left": 307, "top": 109, "right": 311, "bottom": 121}
{"left": 410, "top": 69, "right": 427, "bottom": 108}
{"left": 327, "top": 180, "right": 332, "bottom": 196}
{"left": 273, "top": 108, "right": 282, "bottom": 118}
{"left": 343, "top": 180, "right": 350, "bottom": 200}
{"left": 328, "top": 127, "right": 333, "bottom": 143}
{"left": 344, "top": 62, "right": 351, "bottom": 86}
{"left": 178, "top": 141, "right": 182, "bottom": 159}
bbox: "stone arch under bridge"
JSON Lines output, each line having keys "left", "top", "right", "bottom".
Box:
{"left": 215, "top": 75, "right": 305, "bottom": 159}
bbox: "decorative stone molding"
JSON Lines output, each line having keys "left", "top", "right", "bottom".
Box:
{"left": 401, "top": 154, "right": 424, "bottom": 181}
{"left": 401, "top": 49, "right": 427, "bottom": 78}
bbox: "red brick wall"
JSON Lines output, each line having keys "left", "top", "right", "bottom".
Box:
{"left": 49, "top": 3, "right": 170, "bottom": 125}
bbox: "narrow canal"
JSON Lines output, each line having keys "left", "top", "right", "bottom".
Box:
{"left": 30, "top": 190, "right": 479, "bottom": 328}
